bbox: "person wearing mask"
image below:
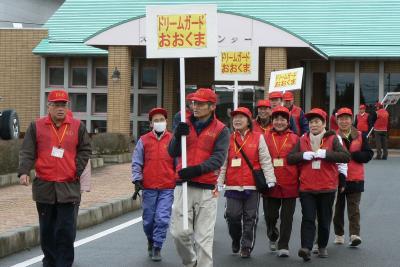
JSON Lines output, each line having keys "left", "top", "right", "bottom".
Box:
{"left": 217, "top": 107, "right": 276, "bottom": 258}
{"left": 131, "top": 107, "right": 175, "bottom": 261}
{"left": 370, "top": 102, "right": 390, "bottom": 160}
{"left": 18, "top": 90, "right": 91, "bottom": 267}
{"left": 282, "top": 91, "right": 309, "bottom": 136}
{"left": 269, "top": 91, "right": 298, "bottom": 135}
{"left": 287, "top": 108, "right": 350, "bottom": 261}
{"left": 253, "top": 99, "right": 272, "bottom": 135}
{"left": 263, "top": 106, "right": 299, "bottom": 257}
{"left": 168, "top": 88, "right": 230, "bottom": 267}
{"left": 333, "top": 108, "right": 373, "bottom": 247}
{"left": 354, "top": 104, "right": 370, "bottom": 138}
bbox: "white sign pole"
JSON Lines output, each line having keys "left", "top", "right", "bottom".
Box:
{"left": 179, "top": 57, "right": 189, "bottom": 230}
{"left": 233, "top": 80, "right": 239, "bottom": 110}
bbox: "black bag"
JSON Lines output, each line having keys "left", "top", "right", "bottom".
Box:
{"left": 234, "top": 139, "right": 268, "bottom": 193}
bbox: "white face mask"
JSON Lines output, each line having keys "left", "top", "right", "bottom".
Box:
{"left": 153, "top": 121, "right": 167, "bottom": 132}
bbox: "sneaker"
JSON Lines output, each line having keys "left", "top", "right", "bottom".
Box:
{"left": 232, "top": 239, "right": 240, "bottom": 254}
{"left": 311, "top": 244, "right": 319, "bottom": 254}
{"left": 318, "top": 247, "right": 328, "bottom": 258}
{"left": 334, "top": 235, "right": 345, "bottom": 245}
{"left": 269, "top": 240, "right": 277, "bottom": 251}
{"left": 349, "top": 235, "right": 362, "bottom": 247}
{"left": 151, "top": 247, "right": 162, "bottom": 262}
{"left": 277, "top": 249, "right": 289, "bottom": 257}
{"left": 147, "top": 240, "right": 153, "bottom": 257}
{"left": 298, "top": 248, "right": 311, "bottom": 261}
{"left": 240, "top": 248, "right": 251, "bottom": 258}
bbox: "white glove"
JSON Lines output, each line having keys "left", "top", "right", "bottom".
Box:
{"left": 303, "top": 151, "right": 316, "bottom": 160}
{"left": 315, "top": 149, "right": 326, "bottom": 159}
{"left": 337, "top": 163, "right": 348, "bottom": 176}
{"left": 267, "top": 182, "right": 276, "bottom": 188}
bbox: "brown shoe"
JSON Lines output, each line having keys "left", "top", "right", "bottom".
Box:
{"left": 298, "top": 248, "right": 311, "bottom": 261}
{"left": 318, "top": 247, "right": 328, "bottom": 258}
{"left": 240, "top": 248, "right": 251, "bottom": 258}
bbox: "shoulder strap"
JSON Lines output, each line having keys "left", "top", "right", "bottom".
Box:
{"left": 234, "top": 138, "right": 254, "bottom": 171}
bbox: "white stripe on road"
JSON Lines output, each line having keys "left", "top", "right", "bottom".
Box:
{"left": 10, "top": 216, "right": 142, "bottom": 267}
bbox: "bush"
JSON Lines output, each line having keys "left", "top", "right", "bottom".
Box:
{"left": 91, "top": 133, "right": 133, "bottom": 155}
{"left": 0, "top": 139, "right": 22, "bottom": 175}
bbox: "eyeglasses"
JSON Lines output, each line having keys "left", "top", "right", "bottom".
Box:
{"left": 49, "top": 102, "right": 68, "bottom": 108}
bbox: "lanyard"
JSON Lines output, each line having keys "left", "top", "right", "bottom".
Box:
{"left": 234, "top": 132, "right": 250, "bottom": 155}
{"left": 272, "top": 132, "right": 289, "bottom": 158}
{"left": 50, "top": 124, "right": 68, "bottom": 147}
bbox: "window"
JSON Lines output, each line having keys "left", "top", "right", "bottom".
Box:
{"left": 92, "top": 94, "right": 107, "bottom": 113}
{"left": 91, "top": 120, "right": 107, "bottom": 133}
{"left": 69, "top": 93, "right": 87, "bottom": 112}
{"left": 71, "top": 67, "right": 87, "bottom": 87}
{"left": 138, "top": 121, "right": 150, "bottom": 137}
{"left": 48, "top": 67, "right": 64, "bottom": 86}
{"left": 385, "top": 73, "right": 400, "bottom": 131}
{"left": 312, "top": 72, "right": 330, "bottom": 109}
{"left": 95, "top": 67, "right": 108, "bottom": 87}
{"left": 139, "top": 60, "right": 158, "bottom": 88}
{"left": 130, "top": 94, "right": 134, "bottom": 113}
{"left": 335, "top": 73, "right": 354, "bottom": 109}
{"left": 360, "top": 73, "right": 379, "bottom": 106}
{"left": 138, "top": 94, "right": 157, "bottom": 115}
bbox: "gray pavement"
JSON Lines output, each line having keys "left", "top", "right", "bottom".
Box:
{"left": 1, "top": 158, "right": 400, "bottom": 267}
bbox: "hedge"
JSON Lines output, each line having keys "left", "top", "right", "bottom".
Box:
{"left": 0, "top": 139, "right": 22, "bottom": 175}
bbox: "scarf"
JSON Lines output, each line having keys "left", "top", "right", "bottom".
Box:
{"left": 310, "top": 129, "right": 326, "bottom": 152}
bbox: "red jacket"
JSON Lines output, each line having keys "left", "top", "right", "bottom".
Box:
{"left": 290, "top": 105, "right": 302, "bottom": 136}
{"left": 265, "top": 129, "right": 299, "bottom": 198}
{"left": 35, "top": 115, "right": 80, "bottom": 182}
{"left": 346, "top": 131, "right": 365, "bottom": 182}
{"left": 356, "top": 113, "right": 369, "bottom": 132}
{"left": 298, "top": 133, "right": 339, "bottom": 192}
{"left": 253, "top": 119, "right": 271, "bottom": 136}
{"left": 374, "top": 109, "right": 389, "bottom": 131}
{"left": 142, "top": 131, "right": 175, "bottom": 189}
{"left": 176, "top": 118, "right": 225, "bottom": 185}
{"left": 225, "top": 131, "right": 261, "bottom": 187}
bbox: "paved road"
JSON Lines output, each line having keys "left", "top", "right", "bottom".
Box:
{"left": 1, "top": 158, "right": 400, "bottom": 267}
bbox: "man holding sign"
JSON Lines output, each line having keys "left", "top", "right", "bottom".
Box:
{"left": 168, "top": 88, "right": 229, "bottom": 267}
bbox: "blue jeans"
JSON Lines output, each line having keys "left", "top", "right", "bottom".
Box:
{"left": 142, "top": 189, "right": 174, "bottom": 248}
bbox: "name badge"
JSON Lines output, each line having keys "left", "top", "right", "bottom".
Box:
{"left": 312, "top": 160, "right": 321, "bottom": 170}
{"left": 51, "top": 146, "right": 64, "bottom": 158}
{"left": 231, "top": 158, "right": 242, "bottom": 167}
{"left": 273, "top": 158, "right": 284, "bottom": 167}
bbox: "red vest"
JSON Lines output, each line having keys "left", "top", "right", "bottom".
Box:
{"left": 290, "top": 105, "right": 302, "bottom": 136}
{"left": 345, "top": 131, "right": 365, "bottom": 182}
{"left": 253, "top": 119, "right": 271, "bottom": 136}
{"left": 299, "top": 133, "right": 339, "bottom": 192}
{"left": 356, "top": 113, "right": 369, "bottom": 132}
{"left": 225, "top": 131, "right": 261, "bottom": 187}
{"left": 141, "top": 131, "right": 175, "bottom": 189}
{"left": 176, "top": 118, "right": 226, "bottom": 185}
{"left": 374, "top": 109, "right": 389, "bottom": 131}
{"left": 35, "top": 115, "right": 80, "bottom": 182}
{"left": 265, "top": 129, "right": 300, "bottom": 198}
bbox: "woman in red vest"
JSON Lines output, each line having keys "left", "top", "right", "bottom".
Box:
{"left": 263, "top": 106, "right": 299, "bottom": 257}
{"left": 333, "top": 107, "right": 373, "bottom": 247}
{"left": 217, "top": 107, "right": 276, "bottom": 258}
{"left": 253, "top": 99, "right": 272, "bottom": 135}
{"left": 131, "top": 108, "right": 175, "bottom": 262}
{"left": 354, "top": 104, "right": 370, "bottom": 137}
{"left": 287, "top": 108, "right": 350, "bottom": 261}
{"left": 371, "top": 102, "right": 390, "bottom": 159}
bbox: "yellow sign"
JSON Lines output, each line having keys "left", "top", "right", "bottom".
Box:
{"left": 157, "top": 14, "right": 207, "bottom": 48}
{"left": 274, "top": 71, "right": 297, "bottom": 88}
{"left": 220, "top": 51, "right": 251, "bottom": 74}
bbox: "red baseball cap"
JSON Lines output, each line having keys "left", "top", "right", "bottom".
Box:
{"left": 282, "top": 91, "right": 294, "bottom": 101}
{"left": 269, "top": 91, "right": 283, "bottom": 100}
{"left": 305, "top": 108, "right": 327, "bottom": 121}
{"left": 359, "top": 104, "right": 366, "bottom": 109}
{"left": 149, "top": 107, "right": 167, "bottom": 120}
{"left": 271, "top": 106, "right": 290, "bottom": 119}
{"left": 190, "top": 88, "right": 217, "bottom": 103}
{"left": 186, "top": 93, "right": 195, "bottom": 101}
{"left": 375, "top": 102, "right": 383, "bottom": 108}
{"left": 336, "top": 107, "right": 353, "bottom": 117}
{"left": 48, "top": 90, "right": 69, "bottom": 102}
{"left": 257, "top": 99, "right": 271, "bottom": 108}
{"left": 231, "top": 107, "right": 253, "bottom": 120}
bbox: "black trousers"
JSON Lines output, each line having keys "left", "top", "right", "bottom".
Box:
{"left": 263, "top": 197, "right": 296, "bottom": 250}
{"left": 36, "top": 202, "right": 79, "bottom": 267}
{"left": 224, "top": 191, "right": 260, "bottom": 251}
{"left": 299, "top": 192, "right": 336, "bottom": 250}
{"left": 374, "top": 131, "right": 388, "bottom": 158}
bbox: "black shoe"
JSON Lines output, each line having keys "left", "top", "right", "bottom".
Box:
{"left": 232, "top": 239, "right": 240, "bottom": 254}
{"left": 374, "top": 156, "right": 382, "bottom": 160}
{"left": 151, "top": 247, "right": 162, "bottom": 262}
{"left": 240, "top": 248, "right": 251, "bottom": 258}
{"left": 298, "top": 248, "right": 311, "bottom": 261}
{"left": 148, "top": 240, "right": 153, "bottom": 257}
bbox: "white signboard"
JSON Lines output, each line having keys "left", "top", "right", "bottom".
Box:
{"left": 269, "top": 67, "right": 304, "bottom": 92}
{"left": 381, "top": 92, "right": 400, "bottom": 106}
{"left": 214, "top": 46, "right": 259, "bottom": 81}
{"left": 146, "top": 4, "right": 218, "bottom": 58}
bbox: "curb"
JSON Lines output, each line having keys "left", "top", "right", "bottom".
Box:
{"left": 100, "top": 153, "right": 131, "bottom": 164}
{"left": 0, "top": 196, "right": 141, "bottom": 258}
{"left": 0, "top": 158, "right": 105, "bottom": 188}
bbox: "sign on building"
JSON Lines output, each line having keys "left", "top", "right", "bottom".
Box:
{"left": 269, "top": 67, "right": 304, "bottom": 92}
